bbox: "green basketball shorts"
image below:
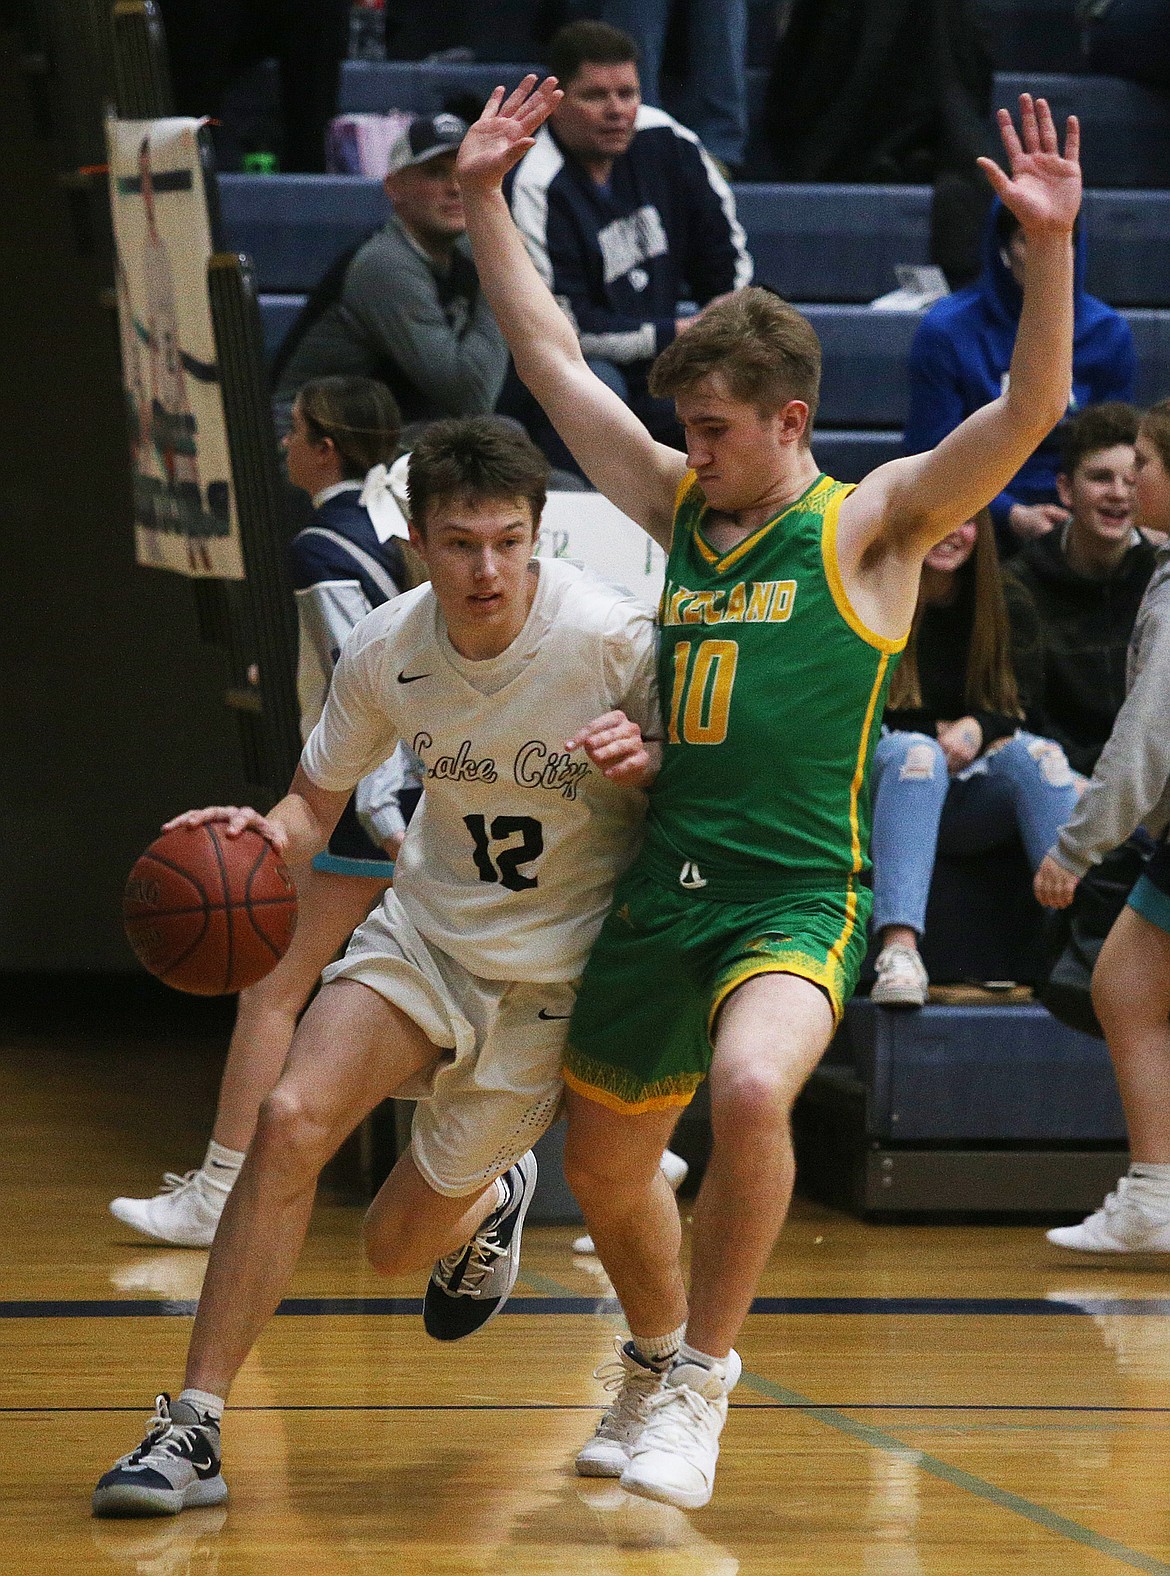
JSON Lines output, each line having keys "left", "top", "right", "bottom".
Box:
{"left": 564, "top": 860, "right": 870, "bottom": 1114}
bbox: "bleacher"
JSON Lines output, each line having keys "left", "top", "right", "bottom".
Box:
{"left": 217, "top": 4, "right": 1168, "bottom": 1214}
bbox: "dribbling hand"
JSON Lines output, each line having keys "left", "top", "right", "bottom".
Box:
{"left": 456, "top": 74, "right": 562, "bottom": 194}
{"left": 162, "top": 805, "right": 289, "bottom": 858}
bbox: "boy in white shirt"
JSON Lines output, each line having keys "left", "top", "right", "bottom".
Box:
{"left": 93, "top": 416, "right": 660, "bottom": 1518}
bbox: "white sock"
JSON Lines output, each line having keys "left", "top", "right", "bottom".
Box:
{"left": 1128, "top": 1162, "right": 1170, "bottom": 1197}
{"left": 677, "top": 1339, "right": 730, "bottom": 1372}
{"left": 178, "top": 1387, "right": 225, "bottom": 1423}
{"left": 631, "top": 1322, "right": 686, "bottom": 1368}
{"left": 201, "top": 1140, "right": 245, "bottom": 1195}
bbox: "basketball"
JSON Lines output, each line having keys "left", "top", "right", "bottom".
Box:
{"left": 123, "top": 823, "right": 297, "bottom": 995}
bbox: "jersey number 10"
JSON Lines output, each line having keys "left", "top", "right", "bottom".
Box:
{"left": 667, "top": 639, "right": 739, "bottom": 747}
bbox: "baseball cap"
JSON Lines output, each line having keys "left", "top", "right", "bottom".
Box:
{"left": 386, "top": 113, "right": 468, "bottom": 174}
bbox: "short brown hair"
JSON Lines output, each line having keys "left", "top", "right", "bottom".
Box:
{"left": 406, "top": 416, "right": 549, "bottom": 534}
{"left": 1059, "top": 402, "right": 1139, "bottom": 477}
{"left": 1141, "top": 398, "right": 1170, "bottom": 475}
{"left": 648, "top": 287, "right": 822, "bottom": 430}
{"left": 548, "top": 19, "right": 638, "bottom": 87}
{"left": 298, "top": 375, "right": 401, "bottom": 479}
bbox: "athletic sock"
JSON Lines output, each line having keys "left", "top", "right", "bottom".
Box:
{"left": 1128, "top": 1162, "right": 1170, "bottom": 1200}
{"left": 201, "top": 1140, "right": 245, "bottom": 1194}
{"left": 178, "top": 1387, "right": 225, "bottom": 1424}
{"left": 676, "top": 1339, "right": 730, "bottom": 1372}
{"left": 631, "top": 1322, "right": 686, "bottom": 1369}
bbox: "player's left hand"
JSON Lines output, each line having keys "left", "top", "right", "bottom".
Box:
{"left": 567, "top": 711, "right": 660, "bottom": 789}
{"left": 978, "top": 94, "right": 1081, "bottom": 239}
{"left": 1034, "top": 852, "right": 1080, "bottom": 909}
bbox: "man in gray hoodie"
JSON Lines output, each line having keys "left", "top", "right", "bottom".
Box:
{"left": 274, "top": 115, "right": 508, "bottom": 436}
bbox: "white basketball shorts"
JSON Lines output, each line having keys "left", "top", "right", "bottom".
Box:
{"left": 321, "top": 890, "right": 570, "bottom": 1197}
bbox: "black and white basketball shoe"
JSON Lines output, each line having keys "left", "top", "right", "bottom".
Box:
{"left": 423, "top": 1149, "right": 538, "bottom": 1341}
{"left": 93, "top": 1394, "right": 227, "bottom": 1517}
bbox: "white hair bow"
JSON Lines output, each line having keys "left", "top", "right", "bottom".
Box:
{"left": 360, "top": 461, "right": 410, "bottom": 541}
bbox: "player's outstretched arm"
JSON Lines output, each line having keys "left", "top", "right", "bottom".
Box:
{"left": 845, "top": 96, "right": 1080, "bottom": 560}
{"left": 163, "top": 767, "right": 350, "bottom": 865}
{"left": 567, "top": 710, "right": 661, "bottom": 790}
{"left": 457, "top": 76, "right": 686, "bottom": 546}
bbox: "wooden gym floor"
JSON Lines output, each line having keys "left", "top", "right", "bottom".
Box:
{"left": 4, "top": 1013, "right": 1170, "bottom": 1574}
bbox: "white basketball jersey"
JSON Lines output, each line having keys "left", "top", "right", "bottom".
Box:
{"left": 301, "top": 559, "right": 659, "bottom": 981}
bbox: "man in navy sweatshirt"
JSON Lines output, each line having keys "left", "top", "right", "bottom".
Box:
{"left": 903, "top": 198, "right": 1135, "bottom": 550}
{"left": 507, "top": 20, "right": 752, "bottom": 465}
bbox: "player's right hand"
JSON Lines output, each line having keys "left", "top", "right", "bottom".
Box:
{"left": 162, "top": 806, "right": 289, "bottom": 857}
{"left": 456, "top": 74, "right": 562, "bottom": 193}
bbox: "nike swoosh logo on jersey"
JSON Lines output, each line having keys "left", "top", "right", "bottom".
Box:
{"left": 537, "top": 1009, "right": 572, "bottom": 1021}
{"left": 397, "top": 670, "right": 431, "bottom": 684}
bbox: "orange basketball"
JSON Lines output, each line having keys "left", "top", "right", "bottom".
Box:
{"left": 123, "top": 823, "right": 297, "bottom": 995}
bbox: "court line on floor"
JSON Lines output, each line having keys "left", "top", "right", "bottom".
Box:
{"left": 4, "top": 1294, "right": 1169, "bottom": 1318}
{"left": 743, "top": 1369, "right": 1170, "bottom": 1575}
{"left": 3, "top": 1402, "right": 1170, "bottom": 1415}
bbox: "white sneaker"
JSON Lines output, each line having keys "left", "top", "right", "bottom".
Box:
{"left": 109, "top": 1170, "right": 229, "bottom": 1248}
{"left": 576, "top": 1338, "right": 671, "bottom": 1477}
{"left": 620, "top": 1349, "right": 741, "bottom": 1510}
{"left": 574, "top": 1149, "right": 689, "bottom": 1255}
{"left": 870, "top": 944, "right": 929, "bottom": 1008}
{"left": 1046, "top": 1175, "right": 1170, "bottom": 1253}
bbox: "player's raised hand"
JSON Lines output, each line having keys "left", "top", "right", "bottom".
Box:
{"left": 978, "top": 94, "right": 1081, "bottom": 238}
{"left": 456, "top": 74, "right": 562, "bottom": 193}
{"left": 567, "top": 711, "right": 661, "bottom": 790}
{"left": 162, "top": 805, "right": 290, "bottom": 856}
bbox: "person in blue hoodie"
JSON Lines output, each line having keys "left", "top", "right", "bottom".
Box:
{"left": 904, "top": 199, "right": 1136, "bottom": 550}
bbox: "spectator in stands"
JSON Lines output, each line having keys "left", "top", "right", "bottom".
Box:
{"left": 904, "top": 199, "right": 1136, "bottom": 551}
{"left": 273, "top": 115, "right": 508, "bottom": 438}
{"left": 1036, "top": 399, "right": 1170, "bottom": 1253}
{"left": 869, "top": 510, "right": 1080, "bottom": 1007}
{"left": 1010, "top": 403, "right": 1155, "bottom": 777}
{"left": 506, "top": 20, "right": 752, "bottom": 468}
{"left": 1078, "top": 0, "right": 1170, "bottom": 92}
{"left": 592, "top": 0, "right": 749, "bottom": 172}
{"left": 111, "top": 375, "right": 418, "bottom": 1246}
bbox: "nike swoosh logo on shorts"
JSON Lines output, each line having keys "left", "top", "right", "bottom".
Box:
{"left": 397, "top": 670, "right": 431, "bottom": 684}
{"left": 538, "top": 1009, "right": 572, "bottom": 1021}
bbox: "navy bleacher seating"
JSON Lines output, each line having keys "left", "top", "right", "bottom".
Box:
{"left": 976, "top": 0, "right": 1085, "bottom": 73}
{"left": 226, "top": 176, "right": 1170, "bottom": 309}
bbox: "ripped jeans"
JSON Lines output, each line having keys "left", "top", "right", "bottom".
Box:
{"left": 870, "top": 729, "right": 1082, "bottom": 938}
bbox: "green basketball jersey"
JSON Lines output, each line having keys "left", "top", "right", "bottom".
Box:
{"left": 642, "top": 470, "right": 905, "bottom": 902}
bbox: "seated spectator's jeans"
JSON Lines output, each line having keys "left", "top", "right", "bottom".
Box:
{"left": 870, "top": 729, "right": 1081, "bottom": 938}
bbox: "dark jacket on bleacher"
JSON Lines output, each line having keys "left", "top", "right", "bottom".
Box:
{"left": 883, "top": 570, "right": 1045, "bottom": 752}
{"left": 903, "top": 200, "right": 1136, "bottom": 543}
{"left": 507, "top": 107, "right": 753, "bottom": 367}
{"left": 1009, "top": 525, "right": 1157, "bottom": 777}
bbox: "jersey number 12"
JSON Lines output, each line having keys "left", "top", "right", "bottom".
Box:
{"left": 463, "top": 814, "right": 544, "bottom": 891}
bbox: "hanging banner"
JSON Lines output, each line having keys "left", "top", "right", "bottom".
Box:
{"left": 107, "top": 116, "right": 245, "bottom": 578}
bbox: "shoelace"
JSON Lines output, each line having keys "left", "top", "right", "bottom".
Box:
{"left": 636, "top": 1383, "right": 720, "bottom": 1452}
{"left": 590, "top": 1343, "right": 664, "bottom": 1437}
{"left": 433, "top": 1219, "right": 508, "bottom": 1296}
{"left": 127, "top": 1395, "right": 213, "bottom": 1466}
{"left": 158, "top": 1170, "right": 201, "bottom": 1196}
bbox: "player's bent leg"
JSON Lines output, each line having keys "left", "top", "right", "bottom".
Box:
{"left": 1049, "top": 907, "right": 1170, "bottom": 1253}
{"left": 563, "top": 1091, "right": 689, "bottom": 1479}
{"left": 623, "top": 972, "right": 833, "bottom": 1512}
{"left": 362, "top": 1146, "right": 503, "bottom": 1277}
{"left": 94, "top": 981, "right": 440, "bottom": 1519}
{"left": 109, "top": 867, "right": 390, "bottom": 1249}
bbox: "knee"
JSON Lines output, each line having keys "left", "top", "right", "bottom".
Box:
{"left": 879, "top": 732, "right": 946, "bottom": 786}
{"left": 710, "top": 1068, "right": 794, "bottom": 1146}
{"left": 361, "top": 1209, "right": 409, "bottom": 1277}
{"left": 1011, "top": 733, "right": 1076, "bottom": 790}
{"left": 251, "top": 1086, "right": 332, "bottom": 1179}
{"left": 563, "top": 1131, "right": 647, "bottom": 1214}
